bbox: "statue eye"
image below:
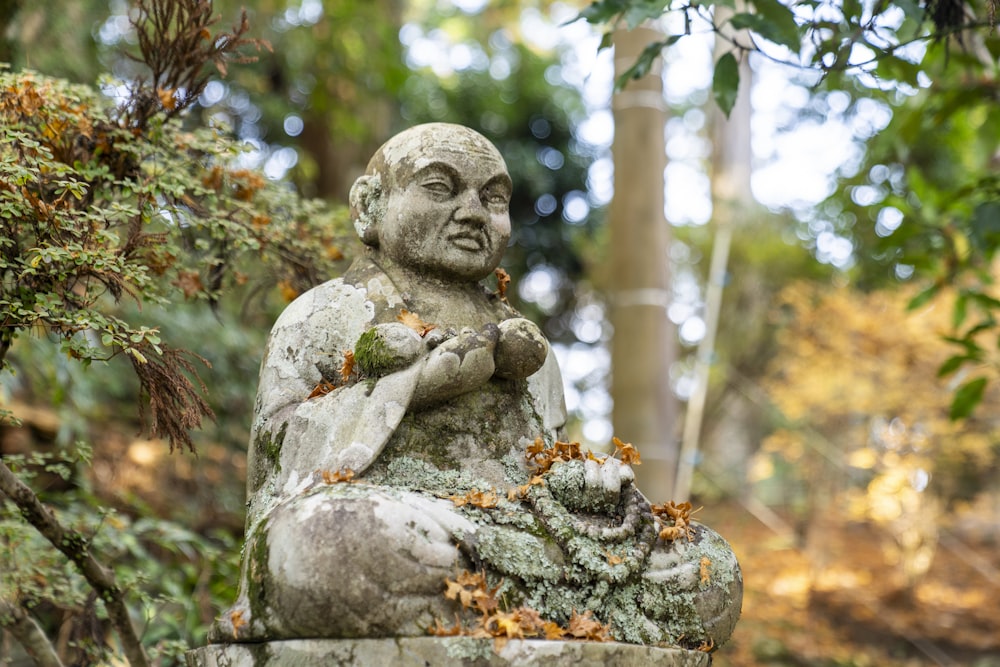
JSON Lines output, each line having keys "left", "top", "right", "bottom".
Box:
{"left": 482, "top": 184, "right": 510, "bottom": 208}
{"left": 421, "top": 176, "right": 454, "bottom": 197}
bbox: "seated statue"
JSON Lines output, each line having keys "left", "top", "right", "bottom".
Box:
{"left": 209, "top": 123, "right": 741, "bottom": 649}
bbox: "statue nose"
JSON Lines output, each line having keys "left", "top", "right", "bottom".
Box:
{"left": 454, "top": 189, "right": 488, "bottom": 224}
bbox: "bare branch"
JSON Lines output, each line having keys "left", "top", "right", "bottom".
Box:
{"left": 0, "top": 462, "right": 149, "bottom": 667}
{"left": 0, "top": 598, "right": 65, "bottom": 667}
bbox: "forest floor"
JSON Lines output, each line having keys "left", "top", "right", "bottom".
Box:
{"left": 698, "top": 501, "right": 1000, "bottom": 667}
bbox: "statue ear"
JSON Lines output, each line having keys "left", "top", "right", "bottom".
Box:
{"left": 349, "top": 174, "right": 383, "bottom": 246}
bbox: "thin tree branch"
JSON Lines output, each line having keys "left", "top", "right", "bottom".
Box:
{"left": 0, "top": 598, "right": 65, "bottom": 667}
{"left": 0, "top": 461, "right": 149, "bottom": 667}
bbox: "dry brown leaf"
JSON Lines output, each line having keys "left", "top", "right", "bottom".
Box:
{"left": 229, "top": 609, "right": 247, "bottom": 632}
{"left": 320, "top": 468, "right": 355, "bottom": 484}
{"left": 542, "top": 620, "right": 565, "bottom": 640}
{"left": 449, "top": 489, "right": 499, "bottom": 509}
{"left": 157, "top": 87, "right": 176, "bottom": 110}
{"left": 427, "top": 617, "right": 463, "bottom": 637}
{"left": 652, "top": 501, "right": 697, "bottom": 542}
{"left": 507, "top": 475, "right": 546, "bottom": 501}
{"left": 494, "top": 267, "right": 511, "bottom": 302}
{"left": 613, "top": 436, "right": 642, "bottom": 465}
{"left": 488, "top": 611, "right": 525, "bottom": 639}
{"left": 565, "top": 610, "right": 611, "bottom": 642}
{"left": 398, "top": 309, "right": 437, "bottom": 337}
{"left": 340, "top": 350, "right": 356, "bottom": 383}
{"left": 700, "top": 556, "right": 712, "bottom": 584}
{"left": 307, "top": 380, "right": 337, "bottom": 399}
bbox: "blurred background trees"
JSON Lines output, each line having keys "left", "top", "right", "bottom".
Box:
{"left": 1, "top": 0, "right": 999, "bottom": 665}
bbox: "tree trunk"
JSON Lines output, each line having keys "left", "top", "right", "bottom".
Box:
{"left": 674, "top": 23, "right": 753, "bottom": 501}
{"left": 609, "top": 26, "right": 677, "bottom": 500}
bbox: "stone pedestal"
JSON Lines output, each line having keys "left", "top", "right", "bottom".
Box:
{"left": 186, "top": 638, "right": 711, "bottom": 667}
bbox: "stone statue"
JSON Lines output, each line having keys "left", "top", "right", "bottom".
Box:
{"left": 205, "top": 123, "right": 741, "bottom": 657}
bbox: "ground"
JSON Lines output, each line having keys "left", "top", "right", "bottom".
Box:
{"left": 699, "top": 502, "right": 1000, "bottom": 667}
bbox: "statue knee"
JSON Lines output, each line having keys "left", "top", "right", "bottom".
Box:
{"left": 247, "top": 488, "right": 475, "bottom": 638}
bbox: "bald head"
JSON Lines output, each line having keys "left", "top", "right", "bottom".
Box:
{"left": 349, "top": 123, "right": 513, "bottom": 282}
{"left": 350, "top": 124, "right": 509, "bottom": 244}
{"left": 369, "top": 123, "right": 506, "bottom": 187}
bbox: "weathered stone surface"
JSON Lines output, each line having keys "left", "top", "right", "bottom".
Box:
{"left": 203, "top": 123, "right": 742, "bottom": 653}
{"left": 186, "top": 638, "right": 711, "bottom": 667}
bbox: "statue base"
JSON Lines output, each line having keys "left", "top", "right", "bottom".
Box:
{"left": 186, "top": 638, "right": 711, "bottom": 666}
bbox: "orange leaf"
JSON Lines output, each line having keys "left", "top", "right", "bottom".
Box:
{"left": 613, "top": 436, "right": 642, "bottom": 465}
{"left": 278, "top": 280, "right": 299, "bottom": 303}
{"left": 488, "top": 611, "right": 525, "bottom": 639}
{"left": 427, "top": 616, "right": 463, "bottom": 637}
{"left": 307, "top": 380, "right": 337, "bottom": 399}
{"left": 229, "top": 609, "right": 247, "bottom": 632}
{"left": 340, "top": 350, "right": 356, "bottom": 383}
{"left": 700, "top": 556, "right": 712, "bottom": 584}
{"left": 397, "top": 309, "right": 437, "bottom": 337}
{"left": 157, "top": 88, "right": 176, "bottom": 110}
{"left": 565, "top": 610, "right": 611, "bottom": 642}
{"left": 173, "top": 271, "right": 203, "bottom": 299}
{"left": 542, "top": 620, "right": 565, "bottom": 640}
{"left": 320, "top": 468, "right": 355, "bottom": 484}
{"left": 494, "top": 267, "right": 511, "bottom": 302}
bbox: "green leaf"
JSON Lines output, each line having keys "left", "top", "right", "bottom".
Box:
{"left": 624, "top": 0, "right": 671, "bottom": 29}
{"left": 713, "top": 52, "right": 740, "bottom": 118}
{"left": 744, "top": 0, "right": 802, "bottom": 52}
{"left": 906, "top": 284, "right": 939, "bottom": 310}
{"left": 575, "top": 0, "right": 628, "bottom": 24}
{"left": 614, "top": 39, "right": 671, "bottom": 90}
{"left": 937, "top": 355, "right": 969, "bottom": 377}
{"left": 950, "top": 377, "right": 987, "bottom": 420}
{"left": 953, "top": 292, "right": 968, "bottom": 329}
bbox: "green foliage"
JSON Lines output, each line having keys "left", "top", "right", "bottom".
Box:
{"left": 820, "top": 45, "right": 1000, "bottom": 417}
{"left": 0, "top": 68, "right": 351, "bottom": 448}
{"left": 574, "top": 0, "right": 999, "bottom": 111}
{"left": 712, "top": 52, "right": 740, "bottom": 118}
{"left": 1, "top": 450, "right": 240, "bottom": 664}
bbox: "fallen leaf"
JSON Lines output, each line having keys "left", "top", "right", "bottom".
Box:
{"left": 494, "top": 267, "right": 511, "bottom": 302}
{"left": 320, "top": 468, "right": 355, "bottom": 484}
{"left": 340, "top": 350, "right": 355, "bottom": 383}
{"left": 229, "top": 609, "right": 247, "bottom": 632}
{"left": 613, "top": 436, "right": 642, "bottom": 465}
{"left": 427, "top": 617, "right": 463, "bottom": 637}
{"left": 488, "top": 610, "right": 525, "bottom": 639}
{"left": 307, "top": 380, "right": 337, "bottom": 399}
{"left": 700, "top": 556, "right": 712, "bottom": 584}
{"left": 565, "top": 610, "right": 611, "bottom": 642}
{"left": 398, "top": 309, "right": 437, "bottom": 337}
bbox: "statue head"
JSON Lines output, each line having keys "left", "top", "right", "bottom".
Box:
{"left": 349, "top": 123, "right": 512, "bottom": 282}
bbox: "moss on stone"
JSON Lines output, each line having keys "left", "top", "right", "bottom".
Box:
{"left": 253, "top": 421, "right": 287, "bottom": 478}
{"left": 354, "top": 327, "right": 398, "bottom": 377}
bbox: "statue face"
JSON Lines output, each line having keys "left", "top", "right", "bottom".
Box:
{"left": 375, "top": 125, "right": 512, "bottom": 282}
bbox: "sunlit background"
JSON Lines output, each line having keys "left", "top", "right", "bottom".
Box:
{"left": 1, "top": 0, "right": 999, "bottom": 665}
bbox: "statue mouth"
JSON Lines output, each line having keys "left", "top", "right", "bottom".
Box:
{"left": 448, "top": 232, "right": 488, "bottom": 252}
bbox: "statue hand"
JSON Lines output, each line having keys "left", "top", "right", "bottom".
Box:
{"left": 494, "top": 318, "right": 548, "bottom": 380}
{"left": 547, "top": 457, "right": 634, "bottom": 513}
{"left": 410, "top": 325, "right": 497, "bottom": 409}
